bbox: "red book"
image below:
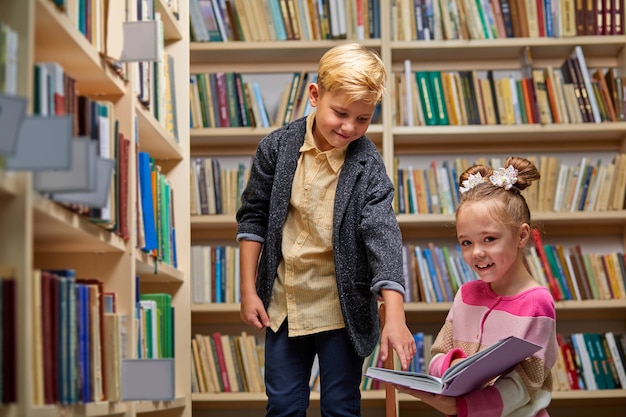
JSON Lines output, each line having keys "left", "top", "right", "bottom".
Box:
{"left": 531, "top": 229, "right": 563, "bottom": 300}
{"left": 214, "top": 72, "right": 231, "bottom": 127}
{"left": 41, "top": 270, "right": 58, "bottom": 403}
{"left": 211, "top": 332, "right": 231, "bottom": 392}
{"left": 557, "top": 333, "right": 582, "bottom": 390}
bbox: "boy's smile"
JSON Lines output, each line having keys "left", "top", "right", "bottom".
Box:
{"left": 308, "top": 83, "right": 375, "bottom": 151}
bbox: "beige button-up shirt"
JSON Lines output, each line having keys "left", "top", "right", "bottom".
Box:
{"left": 268, "top": 113, "right": 348, "bottom": 336}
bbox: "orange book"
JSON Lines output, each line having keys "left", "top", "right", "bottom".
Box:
{"left": 520, "top": 78, "right": 536, "bottom": 124}
{"left": 531, "top": 229, "right": 564, "bottom": 300}
{"left": 544, "top": 68, "right": 561, "bottom": 123}
{"left": 593, "top": 69, "right": 617, "bottom": 121}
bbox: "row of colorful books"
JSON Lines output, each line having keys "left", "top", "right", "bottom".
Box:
{"left": 31, "top": 61, "right": 129, "bottom": 234}
{"left": 191, "top": 331, "right": 265, "bottom": 393}
{"left": 30, "top": 270, "right": 124, "bottom": 405}
{"left": 190, "top": 71, "right": 316, "bottom": 129}
{"left": 397, "top": 47, "right": 626, "bottom": 127}
{"left": 553, "top": 332, "right": 626, "bottom": 391}
{"left": 137, "top": 152, "right": 178, "bottom": 267}
{"left": 529, "top": 232, "right": 626, "bottom": 302}
{"left": 392, "top": 0, "right": 624, "bottom": 41}
{"left": 190, "top": 157, "right": 249, "bottom": 216}
{"left": 190, "top": 238, "right": 626, "bottom": 305}
{"left": 394, "top": 154, "right": 626, "bottom": 216}
{"left": 403, "top": 243, "right": 478, "bottom": 303}
{"left": 191, "top": 245, "right": 240, "bottom": 304}
{"left": 190, "top": 0, "right": 381, "bottom": 42}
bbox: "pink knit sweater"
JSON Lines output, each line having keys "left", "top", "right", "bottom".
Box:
{"left": 429, "top": 280, "right": 558, "bottom": 417}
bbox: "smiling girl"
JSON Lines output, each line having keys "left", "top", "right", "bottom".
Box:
{"left": 396, "top": 156, "right": 558, "bottom": 417}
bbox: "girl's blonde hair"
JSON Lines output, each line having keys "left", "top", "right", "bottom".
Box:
{"left": 316, "top": 43, "right": 386, "bottom": 105}
{"left": 456, "top": 156, "right": 540, "bottom": 229}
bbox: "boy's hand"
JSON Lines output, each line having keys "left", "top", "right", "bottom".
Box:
{"left": 240, "top": 293, "right": 271, "bottom": 329}
{"left": 380, "top": 320, "right": 416, "bottom": 371}
{"left": 379, "top": 290, "right": 416, "bottom": 371}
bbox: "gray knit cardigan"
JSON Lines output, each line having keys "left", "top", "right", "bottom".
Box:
{"left": 236, "top": 117, "right": 405, "bottom": 358}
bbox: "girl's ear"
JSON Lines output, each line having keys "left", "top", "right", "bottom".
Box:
{"left": 518, "top": 223, "right": 531, "bottom": 248}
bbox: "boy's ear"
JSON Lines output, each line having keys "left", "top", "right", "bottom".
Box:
{"left": 518, "top": 224, "right": 531, "bottom": 248}
{"left": 309, "top": 83, "right": 320, "bottom": 106}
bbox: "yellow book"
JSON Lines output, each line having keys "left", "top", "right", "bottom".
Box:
{"left": 479, "top": 78, "right": 498, "bottom": 125}
{"left": 610, "top": 154, "right": 626, "bottom": 210}
{"left": 532, "top": 69, "right": 553, "bottom": 125}
{"left": 589, "top": 254, "right": 613, "bottom": 299}
{"left": 604, "top": 254, "right": 625, "bottom": 299}
{"left": 221, "top": 334, "right": 241, "bottom": 392}
{"left": 191, "top": 338, "right": 207, "bottom": 392}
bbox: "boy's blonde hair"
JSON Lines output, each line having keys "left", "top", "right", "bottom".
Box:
{"left": 316, "top": 43, "right": 386, "bottom": 105}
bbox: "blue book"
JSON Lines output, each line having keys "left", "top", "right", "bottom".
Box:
{"left": 49, "top": 269, "right": 76, "bottom": 404}
{"left": 422, "top": 248, "right": 444, "bottom": 302}
{"left": 577, "top": 164, "right": 595, "bottom": 211}
{"left": 543, "top": 0, "right": 554, "bottom": 37}
{"left": 76, "top": 283, "right": 91, "bottom": 402}
{"left": 214, "top": 246, "right": 224, "bottom": 303}
{"left": 412, "top": 332, "right": 425, "bottom": 373}
{"left": 422, "top": 170, "right": 432, "bottom": 213}
{"left": 138, "top": 151, "right": 158, "bottom": 251}
{"left": 268, "top": 0, "right": 288, "bottom": 40}
{"left": 434, "top": 246, "right": 454, "bottom": 301}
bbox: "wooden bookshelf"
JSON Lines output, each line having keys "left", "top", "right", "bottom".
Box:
{"left": 2, "top": 0, "right": 190, "bottom": 416}
{"left": 188, "top": 1, "right": 626, "bottom": 416}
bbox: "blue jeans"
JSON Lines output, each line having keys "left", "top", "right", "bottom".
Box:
{"left": 265, "top": 321, "right": 364, "bottom": 417}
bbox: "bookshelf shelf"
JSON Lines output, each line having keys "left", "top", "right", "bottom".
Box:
{"left": 390, "top": 36, "right": 626, "bottom": 63}
{"left": 135, "top": 396, "right": 187, "bottom": 413}
{"left": 32, "top": 198, "right": 127, "bottom": 253}
{"left": 135, "top": 250, "right": 185, "bottom": 283}
{"left": 0, "top": 172, "right": 17, "bottom": 197}
{"left": 136, "top": 103, "right": 184, "bottom": 161}
{"left": 190, "top": 39, "right": 382, "bottom": 65}
{"left": 34, "top": 0, "right": 126, "bottom": 96}
{"left": 156, "top": 0, "right": 183, "bottom": 42}
{"left": 190, "top": 214, "right": 237, "bottom": 241}
{"left": 190, "top": 125, "right": 383, "bottom": 156}
{"left": 392, "top": 123, "right": 626, "bottom": 154}
{"left": 396, "top": 390, "right": 626, "bottom": 409}
{"left": 12, "top": 401, "right": 128, "bottom": 417}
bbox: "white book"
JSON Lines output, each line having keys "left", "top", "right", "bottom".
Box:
{"left": 404, "top": 60, "right": 414, "bottom": 126}
{"left": 605, "top": 332, "right": 626, "bottom": 388}
{"left": 414, "top": 246, "right": 434, "bottom": 303}
{"left": 570, "top": 333, "right": 597, "bottom": 390}
{"left": 569, "top": 157, "right": 588, "bottom": 212}
{"left": 572, "top": 46, "right": 601, "bottom": 123}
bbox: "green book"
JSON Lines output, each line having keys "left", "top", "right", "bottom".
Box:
{"left": 415, "top": 71, "right": 438, "bottom": 125}
{"left": 140, "top": 293, "right": 173, "bottom": 358}
{"left": 428, "top": 71, "right": 450, "bottom": 125}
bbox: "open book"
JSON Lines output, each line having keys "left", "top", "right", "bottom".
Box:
{"left": 365, "top": 336, "right": 541, "bottom": 397}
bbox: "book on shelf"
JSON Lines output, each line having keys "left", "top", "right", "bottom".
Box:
{"left": 365, "top": 336, "right": 541, "bottom": 396}
{"left": 1, "top": 276, "right": 16, "bottom": 404}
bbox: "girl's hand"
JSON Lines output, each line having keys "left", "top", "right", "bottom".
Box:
{"left": 393, "top": 385, "right": 458, "bottom": 416}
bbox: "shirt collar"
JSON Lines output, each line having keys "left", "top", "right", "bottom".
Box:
{"left": 301, "top": 111, "right": 348, "bottom": 174}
